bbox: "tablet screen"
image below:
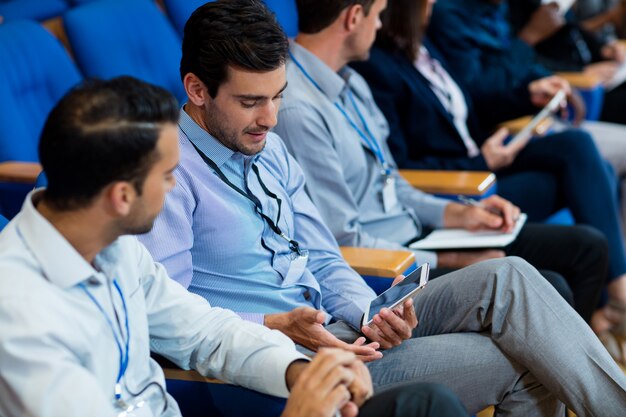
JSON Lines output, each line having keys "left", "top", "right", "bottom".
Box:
{"left": 365, "top": 264, "right": 429, "bottom": 324}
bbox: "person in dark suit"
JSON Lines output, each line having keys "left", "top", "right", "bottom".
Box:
{"left": 351, "top": 0, "right": 626, "bottom": 344}
{"left": 507, "top": 0, "right": 626, "bottom": 124}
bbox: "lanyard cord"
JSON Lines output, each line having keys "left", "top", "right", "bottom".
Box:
{"left": 190, "top": 141, "right": 303, "bottom": 256}
{"left": 421, "top": 53, "right": 453, "bottom": 113}
{"left": 80, "top": 279, "right": 130, "bottom": 400}
{"left": 289, "top": 51, "right": 390, "bottom": 175}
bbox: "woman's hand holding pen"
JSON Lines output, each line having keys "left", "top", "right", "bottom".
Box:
{"left": 444, "top": 195, "right": 521, "bottom": 233}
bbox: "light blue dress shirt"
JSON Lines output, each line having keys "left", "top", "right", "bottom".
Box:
{"left": 139, "top": 110, "right": 376, "bottom": 329}
{"left": 0, "top": 191, "right": 306, "bottom": 417}
{"left": 274, "top": 43, "right": 451, "bottom": 267}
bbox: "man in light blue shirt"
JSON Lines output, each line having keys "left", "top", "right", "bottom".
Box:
{"left": 0, "top": 76, "right": 476, "bottom": 417}
{"left": 140, "top": 1, "right": 626, "bottom": 415}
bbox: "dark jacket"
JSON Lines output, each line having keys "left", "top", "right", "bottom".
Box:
{"left": 427, "top": 0, "right": 549, "bottom": 127}
{"left": 352, "top": 42, "right": 490, "bottom": 171}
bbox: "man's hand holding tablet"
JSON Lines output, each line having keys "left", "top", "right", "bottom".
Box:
{"left": 360, "top": 265, "right": 426, "bottom": 349}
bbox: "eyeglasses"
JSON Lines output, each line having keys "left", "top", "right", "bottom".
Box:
{"left": 115, "top": 381, "right": 168, "bottom": 417}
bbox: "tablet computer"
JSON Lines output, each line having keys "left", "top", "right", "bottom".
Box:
{"left": 507, "top": 89, "right": 565, "bottom": 147}
{"left": 362, "top": 263, "right": 430, "bottom": 327}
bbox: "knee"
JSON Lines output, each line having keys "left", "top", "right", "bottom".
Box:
{"left": 488, "top": 256, "right": 545, "bottom": 287}
{"left": 496, "top": 256, "right": 535, "bottom": 273}
{"left": 552, "top": 129, "right": 600, "bottom": 161}
{"left": 570, "top": 225, "right": 609, "bottom": 262}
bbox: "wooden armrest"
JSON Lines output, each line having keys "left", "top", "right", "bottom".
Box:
{"left": 341, "top": 247, "right": 415, "bottom": 278}
{"left": 498, "top": 115, "right": 555, "bottom": 135}
{"left": 556, "top": 72, "right": 602, "bottom": 89}
{"left": 399, "top": 170, "right": 496, "bottom": 196}
{"left": 0, "top": 162, "right": 42, "bottom": 184}
{"left": 163, "top": 368, "right": 226, "bottom": 384}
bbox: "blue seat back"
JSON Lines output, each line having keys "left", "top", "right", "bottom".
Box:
{"left": 0, "top": 213, "right": 8, "bottom": 231}
{"left": 264, "top": 0, "right": 298, "bottom": 38}
{"left": 163, "top": 0, "right": 298, "bottom": 38}
{"left": 35, "top": 172, "right": 48, "bottom": 188}
{"left": 578, "top": 86, "right": 604, "bottom": 121}
{"left": 0, "top": 20, "right": 82, "bottom": 162}
{"left": 0, "top": 0, "right": 67, "bottom": 21}
{"left": 162, "top": 0, "right": 206, "bottom": 35}
{"left": 64, "top": 0, "right": 186, "bottom": 103}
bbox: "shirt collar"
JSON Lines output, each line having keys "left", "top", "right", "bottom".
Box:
{"left": 15, "top": 189, "right": 122, "bottom": 289}
{"left": 179, "top": 107, "right": 236, "bottom": 168}
{"left": 289, "top": 41, "right": 355, "bottom": 102}
{"left": 178, "top": 106, "right": 262, "bottom": 168}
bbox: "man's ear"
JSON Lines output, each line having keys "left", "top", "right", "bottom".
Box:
{"left": 343, "top": 4, "right": 365, "bottom": 32}
{"left": 184, "top": 73, "right": 210, "bottom": 107}
{"left": 106, "top": 181, "right": 137, "bottom": 217}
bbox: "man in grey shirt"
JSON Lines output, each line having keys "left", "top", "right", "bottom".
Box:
{"left": 274, "top": 0, "right": 611, "bottom": 323}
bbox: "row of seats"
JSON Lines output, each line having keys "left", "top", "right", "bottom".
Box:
{"left": 0, "top": 0, "right": 298, "bottom": 36}
{"left": 1, "top": 0, "right": 297, "bottom": 163}
{"left": 0, "top": 0, "right": 297, "bottom": 217}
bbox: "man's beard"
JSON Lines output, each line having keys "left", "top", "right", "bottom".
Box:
{"left": 204, "top": 106, "right": 267, "bottom": 156}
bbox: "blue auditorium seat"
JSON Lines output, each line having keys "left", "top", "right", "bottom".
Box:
{"left": 0, "top": 0, "right": 67, "bottom": 21}
{"left": 264, "top": 0, "right": 298, "bottom": 37}
{"left": 0, "top": 20, "right": 81, "bottom": 217}
{"left": 163, "top": 0, "right": 298, "bottom": 38}
{"left": 64, "top": 0, "right": 187, "bottom": 103}
{"left": 0, "top": 20, "right": 81, "bottom": 163}
{"left": 162, "top": 0, "right": 205, "bottom": 35}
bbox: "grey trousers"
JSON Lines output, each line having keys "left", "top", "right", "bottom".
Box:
{"left": 326, "top": 257, "right": 626, "bottom": 417}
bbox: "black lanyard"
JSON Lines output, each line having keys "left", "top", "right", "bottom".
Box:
{"left": 191, "top": 141, "right": 303, "bottom": 256}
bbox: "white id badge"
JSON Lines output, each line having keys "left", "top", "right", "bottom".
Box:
{"left": 285, "top": 249, "right": 309, "bottom": 283}
{"left": 382, "top": 176, "right": 398, "bottom": 213}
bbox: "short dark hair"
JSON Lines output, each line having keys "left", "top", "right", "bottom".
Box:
{"left": 296, "top": 0, "right": 376, "bottom": 34}
{"left": 376, "top": 0, "right": 426, "bottom": 62}
{"left": 39, "top": 76, "right": 179, "bottom": 211}
{"left": 180, "top": 0, "right": 289, "bottom": 98}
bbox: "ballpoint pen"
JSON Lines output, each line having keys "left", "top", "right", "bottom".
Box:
{"left": 457, "top": 195, "right": 504, "bottom": 217}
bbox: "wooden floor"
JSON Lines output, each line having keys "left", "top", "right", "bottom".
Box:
{"left": 475, "top": 364, "right": 626, "bottom": 417}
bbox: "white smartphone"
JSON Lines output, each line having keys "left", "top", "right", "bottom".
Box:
{"left": 362, "top": 263, "right": 430, "bottom": 327}
{"left": 508, "top": 89, "right": 566, "bottom": 147}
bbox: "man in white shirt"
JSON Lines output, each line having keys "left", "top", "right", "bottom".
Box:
{"left": 0, "top": 76, "right": 469, "bottom": 417}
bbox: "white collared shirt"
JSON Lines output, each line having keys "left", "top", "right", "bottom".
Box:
{"left": 415, "top": 47, "right": 481, "bottom": 158}
{"left": 0, "top": 190, "right": 306, "bottom": 417}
